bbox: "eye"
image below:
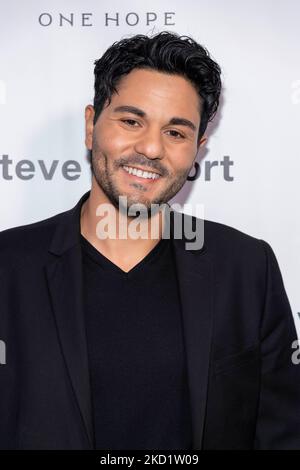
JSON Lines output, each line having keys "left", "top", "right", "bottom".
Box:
{"left": 167, "top": 130, "right": 185, "bottom": 139}
{"left": 121, "top": 119, "right": 140, "bottom": 127}
{"left": 121, "top": 120, "right": 185, "bottom": 139}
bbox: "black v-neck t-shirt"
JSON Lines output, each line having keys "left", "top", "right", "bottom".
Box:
{"left": 81, "top": 234, "right": 193, "bottom": 450}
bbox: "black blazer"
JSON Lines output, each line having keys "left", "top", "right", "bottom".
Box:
{"left": 0, "top": 189, "right": 299, "bottom": 450}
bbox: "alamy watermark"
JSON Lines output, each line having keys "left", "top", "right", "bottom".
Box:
{"left": 291, "top": 339, "right": 300, "bottom": 365}
{"left": 291, "top": 80, "right": 300, "bottom": 105}
{"left": 92, "top": 197, "right": 205, "bottom": 251}
{"left": 0, "top": 340, "right": 6, "bottom": 365}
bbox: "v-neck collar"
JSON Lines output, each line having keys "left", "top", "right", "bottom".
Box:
{"left": 80, "top": 233, "right": 169, "bottom": 280}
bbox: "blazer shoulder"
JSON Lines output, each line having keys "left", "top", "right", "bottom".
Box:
{"left": 174, "top": 209, "right": 270, "bottom": 258}
{"left": 0, "top": 207, "right": 71, "bottom": 266}
{"left": 200, "top": 218, "right": 283, "bottom": 294}
{"left": 203, "top": 217, "right": 261, "bottom": 243}
{"left": 202, "top": 217, "right": 268, "bottom": 263}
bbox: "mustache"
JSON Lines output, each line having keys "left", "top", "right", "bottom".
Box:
{"left": 115, "top": 156, "right": 168, "bottom": 177}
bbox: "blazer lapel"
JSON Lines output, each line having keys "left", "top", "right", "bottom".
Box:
{"left": 45, "top": 191, "right": 94, "bottom": 448}
{"left": 44, "top": 191, "right": 214, "bottom": 451}
{"left": 169, "top": 209, "right": 214, "bottom": 450}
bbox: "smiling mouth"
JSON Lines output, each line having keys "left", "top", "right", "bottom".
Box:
{"left": 121, "top": 165, "right": 162, "bottom": 181}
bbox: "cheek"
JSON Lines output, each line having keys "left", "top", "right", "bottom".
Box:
{"left": 94, "top": 125, "right": 130, "bottom": 156}
{"left": 168, "top": 150, "right": 195, "bottom": 175}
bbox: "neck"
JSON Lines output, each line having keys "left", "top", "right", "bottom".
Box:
{"left": 80, "top": 180, "right": 167, "bottom": 266}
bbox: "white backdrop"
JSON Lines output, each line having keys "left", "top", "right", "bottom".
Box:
{"left": 0, "top": 0, "right": 299, "bottom": 335}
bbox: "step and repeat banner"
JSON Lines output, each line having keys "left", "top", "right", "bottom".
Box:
{"left": 0, "top": 1, "right": 299, "bottom": 334}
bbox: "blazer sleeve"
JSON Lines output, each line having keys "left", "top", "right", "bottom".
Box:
{"left": 254, "top": 239, "right": 300, "bottom": 449}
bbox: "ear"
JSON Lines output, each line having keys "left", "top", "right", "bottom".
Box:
{"left": 85, "top": 104, "right": 95, "bottom": 151}
{"left": 198, "top": 135, "right": 207, "bottom": 149}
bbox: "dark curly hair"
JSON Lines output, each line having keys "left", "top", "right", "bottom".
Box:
{"left": 93, "top": 31, "right": 222, "bottom": 142}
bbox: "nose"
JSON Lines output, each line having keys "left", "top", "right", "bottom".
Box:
{"left": 133, "top": 127, "right": 164, "bottom": 161}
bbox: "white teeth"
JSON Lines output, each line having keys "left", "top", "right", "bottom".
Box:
{"left": 123, "top": 165, "right": 160, "bottom": 180}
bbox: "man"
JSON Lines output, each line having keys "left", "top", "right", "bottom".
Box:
{"left": 0, "top": 31, "right": 299, "bottom": 450}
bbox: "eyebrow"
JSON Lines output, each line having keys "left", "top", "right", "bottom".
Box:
{"left": 112, "top": 105, "right": 197, "bottom": 133}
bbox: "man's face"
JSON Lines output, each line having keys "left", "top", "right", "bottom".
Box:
{"left": 85, "top": 68, "right": 206, "bottom": 216}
